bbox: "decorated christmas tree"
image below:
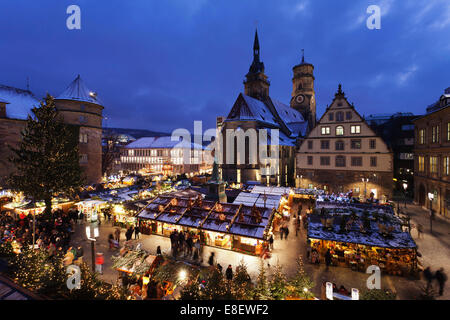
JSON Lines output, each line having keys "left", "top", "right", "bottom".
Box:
{"left": 8, "top": 94, "right": 84, "bottom": 217}
{"left": 288, "top": 255, "right": 315, "bottom": 299}
{"left": 253, "top": 260, "right": 271, "bottom": 300}
{"left": 231, "top": 259, "right": 253, "bottom": 300}
{"left": 269, "top": 261, "right": 288, "bottom": 300}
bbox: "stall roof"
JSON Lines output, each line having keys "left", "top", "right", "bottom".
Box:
{"left": 251, "top": 186, "right": 291, "bottom": 196}
{"left": 233, "top": 191, "right": 281, "bottom": 209}
{"left": 138, "top": 195, "right": 275, "bottom": 240}
{"left": 307, "top": 214, "right": 416, "bottom": 249}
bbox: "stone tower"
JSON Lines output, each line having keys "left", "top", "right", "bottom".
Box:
{"left": 290, "top": 50, "right": 316, "bottom": 130}
{"left": 54, "top": 75, "right": 104, "bottom": 184}
{"left": 243, "top": 29, "right": 270, "bottom": 101}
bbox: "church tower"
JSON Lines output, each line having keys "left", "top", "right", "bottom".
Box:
{"left": 290, "top": 51, "right": 316, "bottom": 130}
{"left": 243, "top": 30, "right": 270, "bottom": 101}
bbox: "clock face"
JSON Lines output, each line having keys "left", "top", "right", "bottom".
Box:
{"left": 295, "top": 94, "right": 305, "bottom": 104}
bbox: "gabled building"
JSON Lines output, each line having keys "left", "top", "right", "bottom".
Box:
{"left": 413, "top": 87, "right": 450, "bottom": 217}
{"left": 0, "top": 75, "right": 104, "bottom": 185}
{"left": 296, "top": 85, "right": 393, "bottom": 201}
{"left": 218, "top": 30, "right": 313, "bottom": 186}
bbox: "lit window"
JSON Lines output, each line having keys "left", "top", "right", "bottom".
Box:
{"left": 430, "top": 156, "right": 438, "bottom": 173}
{"left": 336, "top": 126, "right": 344, "bottom": 136}
{"left": 350, "top": 125, "right": 361, "bottom": 134}
{"left": 321, "top": 126, "right": 330, "bottom": 135}
{"left": 444, "top": 157, "right": 450, "bottom": 175}
{"left": 419, "top": 129, "right": 425, "bottom": 144}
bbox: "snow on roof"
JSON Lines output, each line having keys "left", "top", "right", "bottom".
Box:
{"left": 271, "top": 99, "right": 304, "bottom": 124}
{"left": 125, "top": 136, "right": 205, "bottom": 150}
{"left": 227, "top": 94, "right": 278, "bottom": 126}
{"left": 0, "top": 85, "right": 40, "bottom": 120}
{"left": 55, "top": 75, "right": 103, "bottom": 106}
{"left": 266, "top": 130, "right": 297, "bottom": 146}
{"left": 251, "top": 186, "right": 291, "bottom": 196}
{"left": 233, "top": 191, "right": 281, "bottom": 209}
{"left": 286, "top": 121, "right": 309, "bottom": 138}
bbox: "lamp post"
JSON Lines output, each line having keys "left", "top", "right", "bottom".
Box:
{"left": 86, "top": 225, "right": 99, "bottom": 272}
{"left": 402, "top": 182, "right": 408, "bottom": 208}
{"left": 428, "top": 192, "right": 434, "bottom": 234}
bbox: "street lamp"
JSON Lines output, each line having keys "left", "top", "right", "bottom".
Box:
{"left": 86, "top": 226, "right": 99, "bottom": 272}
{"left": 402, "top": 182, "right": 408, "bottom": 208}
{"left": 428, "top": 192, "right": 434, "bottom": 234}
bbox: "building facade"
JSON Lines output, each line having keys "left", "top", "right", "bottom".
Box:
{"left": 119, "top": 136, "right": 211, "bottom": 177}
{"left": 413, "top": 87, "right": 450, "bottom": 217}
{"left": 218, "top": 30, "right": 310, "bottom": 186}
{"left": 0, "top": 75, "right": 104, "bottom": 185}
{"left": 367, "top": 112, "right": 419, "bottom": 197}
{"left": 296, "top": 85, "right": 394, "bottom": 201}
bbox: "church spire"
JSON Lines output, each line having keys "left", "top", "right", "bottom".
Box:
{"left": 244, "top": 29, "right": 270, "bottom": 100}
{"left": 248, "top": 29, "right": 264, "bottom": 74}
{"left": 253, "top": 29, "right": 260, "bottom": 61}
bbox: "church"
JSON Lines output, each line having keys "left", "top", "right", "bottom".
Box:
{"left": 218, "top": 30, "right": 316, "bottom": 186}
{"left": 0, "top": 75, "right": 104, "bottom": 185}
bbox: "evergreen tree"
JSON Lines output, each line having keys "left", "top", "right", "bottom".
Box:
{"left": 231, "top": 259, "right": 253, "bottom": 300}
{"left": 269, "top": 261, "right": 288, "bottom": 300}
{"left": 253, "top": 260, "right": 271, "bottom": 300}
{"left": 8, "top": 94, "right": 84, "bottom": 216}
{"left": 202, "top": 267, "right": 233, "bottom": 300}
{"left": 180, "top": 280, "right": 202, "bottom": 300}
{"left": 288, "top": 256, "right": 315, "bottom": 299}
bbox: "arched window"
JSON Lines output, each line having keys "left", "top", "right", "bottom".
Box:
{"left": 336, "top": 126, "right": 344, "bottom": 136}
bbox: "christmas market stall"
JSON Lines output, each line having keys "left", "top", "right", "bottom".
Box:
{"left": 306, "top": 202, "right": 418, "bottom": 277}
{"left": 138, "top": 195, "right": 276, "bottom": 256}
{"left": 75, "top": 199, "right": 107, "bottom": 222}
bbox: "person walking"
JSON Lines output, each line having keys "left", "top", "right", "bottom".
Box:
{"left": 95, "top": 252, "right": 104, "bottom": 274}
{"left": 279, "top": 226, "right": 284, "bottom": 240}
{"left": 225, "top": 265, "right": 233, "bottom": 282}
{"left": 417, "top": 224, "right": 423, "bottom": 239}
{"left": 217, "top": 263, "right": 223, "bottom": 273}
{"left": 423, "top": 267, "right": 434, "bottom": 290}
{"left": 268, "top": 234, "right": 274, "bottom": 250}
{"left": 284, "top": 226, "right": 289, "bottom": 240}
{"left": 114, "top": 228, "right": 121, "bottom": 243}
{"left": 134, "top": 225, "right": 140, "bottom": 240}
{"left": 156, "top": 245, "right": 162, "bottom": 256}
{"left": 208, "top": 252, "right": 215, "bottom": 267}
{"left": 325, "top": 249, "right": 332, "bottom": 271}
{"left": 435, "top": 268, "right": 447, "bottom": 296}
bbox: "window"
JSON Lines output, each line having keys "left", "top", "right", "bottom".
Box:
{"left": 432, "top": 125, "right": 440, "bottom": 143}
{"left": 335, "top": 140, "right": 344, "bottom": 150}
{"left": 129, "top": 150, "right": 134, "bottom": 156}
{"left": 447, "top": 123, "right": 450, "bottom": 141}
{"left": 444, "top": 157, "right": 450, "bottom": 175}
{"left": 350, "top": 125, "right": 361, "bottom": 134}
{"left": 307, "top": 156, "right": 313, "bottom": 165}
{"left": 351, "top": 157, "right": 362, "bottom": 166}
{"left": 321, "top": 140, "right": 330, "bottom": 149}
{"left": 79, "top": 116, "right": 87, "bottom": 124}
{"left": 336, "top": 126, "right": 344, "bottom": 136}
{"left": 335, "top": 156, "right": 346, "bottom": 167}
{"left": 351, "top": 139, "right": 361, "bottom": 149}
{"left": 346, "top": 111, "right": 352, "bottom": 120}
{"left": 419, "top": 129, "right": 425, "bottom": 144}
{"left": 370, "top": 156, "right": 377, "bottom": 167}
{"left": 79, "top": 133, "right": 88, "bottom": 143}
{"left": 307, "top": 140, "right": 313, "bottom": 149}
{"left": 336, "top": 112, "right": 344, "bottom": 122}
{"left": 399, "top": 153, "right": 414, "bottom": 160}
{"left": 320, "top": 156, "right": 330, "bottom": 166}
{"left": 418, "top": 156, "right": 425, "bottom": 172}
{"left": 80, "top": 154, "right": 88, "bottom": 164}
{"left": 369, "top": 139, "right": 376, "bottom": 149}
{"left": 328, "top": 113, "right": 334, "bottom": 121}
{"left": 430, "top": 156, "right": 438, "bottom": 173}
{"left": 321, "top": 126, "right": 330, "bottom": 135}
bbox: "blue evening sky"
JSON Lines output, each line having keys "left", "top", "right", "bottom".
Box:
{"left": 0, "top": 0, "right": 449, "bottom": 133}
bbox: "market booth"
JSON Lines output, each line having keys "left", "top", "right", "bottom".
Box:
{"left": 75, "top": 199, "right": 107, "bottom": 222}
{"left": 138, "top": 195, "right": 276, "bottom": 256}
{"left": 307, "top": 202, "right": 418, "bottom": 277}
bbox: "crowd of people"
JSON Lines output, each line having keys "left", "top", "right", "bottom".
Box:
{"left": 169, "top": 230, "right": 202, "bottom": 261}
{"left": 423, "top": 266, "right": 447, "bottom": 296}
{"left": 0, "top": 208, "right": 79, "bottom": 260}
